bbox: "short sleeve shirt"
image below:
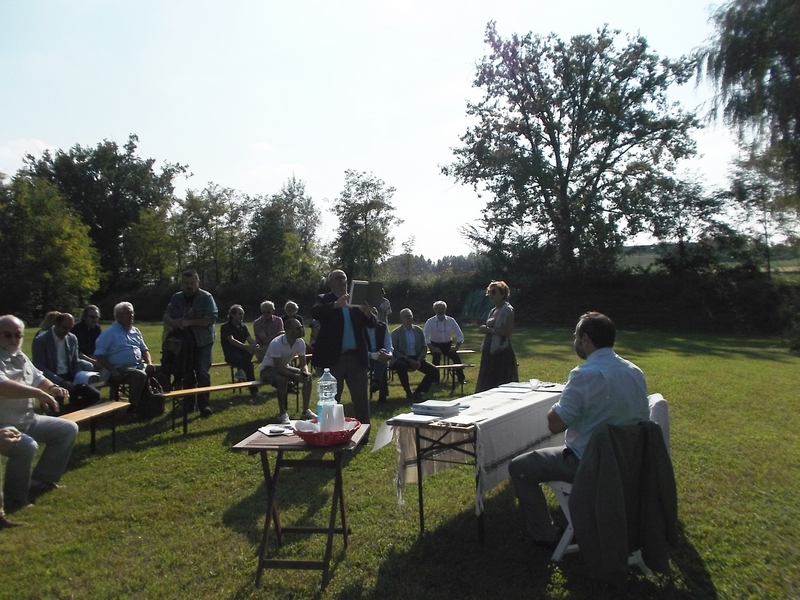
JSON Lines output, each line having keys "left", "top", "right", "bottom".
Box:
{"left": 260, "top": 335, "right": 307, "bottom": 369}
{"left": 94, "top": 322, "right": 149, "bottom": 370}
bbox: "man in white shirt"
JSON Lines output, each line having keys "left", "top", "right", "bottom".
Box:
{"left": 260, "top": 318, "right": 313, "bottom": 424}
{"left": 423, "top": 301, "right": 466, "bottom": 384}
{"left": 508, "top": 312, "right": 650, "bottom": 547}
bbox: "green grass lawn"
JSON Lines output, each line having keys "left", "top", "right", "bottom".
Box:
{"left": 1, "top": 322, "right": 798, "bottom": 599}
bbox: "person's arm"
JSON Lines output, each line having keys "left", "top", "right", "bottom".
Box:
{"left": 489, "top": 306, "right": 515, "bottom": 338}
{"left": 31, "top": 334, "right": 61, "bottom": 384}
{"left": 415, "top": 329, "right": 427, "bottom": 362}
{"left": 547, "top": 408, "right": 567, "bottom": 434}
{"left": 452, "top": 319, "right": 464, "bottom": 351}
{"left": 0, "top": 377, "right": 67, "bottom": 414}
{"left": 94, "top": 354, "right": 119, "bottom": 380}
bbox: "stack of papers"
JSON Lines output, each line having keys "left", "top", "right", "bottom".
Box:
{"left": 412, "top": 399, "right": 461, "bottom": 418}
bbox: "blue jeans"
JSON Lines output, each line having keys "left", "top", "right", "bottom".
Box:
{"left": 1, "top": 414, "right": 78, "bottom": 504}
{"left": 508, "top": 446, "right": 580, "bottom": 541}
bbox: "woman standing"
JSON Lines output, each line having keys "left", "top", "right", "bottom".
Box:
{"left": 475, "top": 281, "right": 518, "bottom": 392}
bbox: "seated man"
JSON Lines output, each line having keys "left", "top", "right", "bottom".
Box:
{"left": 71, "top": 305, "right": 102, "bottom": 369}
{"left": 32, "top": 312, "right": 100, "bottom": 412}
{"left": 390, "top": 308, "right": 439, "bottom": 400}
{"left": 281, "top": 300, "right": 304, "bottom": 326}
{"left": 0, "top": 315, "right": 77, "bottom": 514}
{"left": 253, "top": 301, "right": 284, "bottom": 362}
{"left": 508, "top": 312, "right": 650, "bottom": 547}
{"left": 367, "top": 307, "right": 393, "bottom": 403}
{"left": 220, "top": 304, "right": 259, "bottom": 397}
{"left": 260, "top": 318, "right": 313, "bottom": 424}
{"left": 423, "top": 300, "right": 466, "bottom": 384}
{"left": 93, "top": 302, "right": 156, "bottom": 411}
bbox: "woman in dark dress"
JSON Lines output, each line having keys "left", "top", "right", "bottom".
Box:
{"left": 475, "top": 280, "right": 518, "bottom": 392}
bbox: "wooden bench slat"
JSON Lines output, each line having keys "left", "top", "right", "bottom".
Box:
{"left": 61, "top": 401, "right": 130, "bottom": 424}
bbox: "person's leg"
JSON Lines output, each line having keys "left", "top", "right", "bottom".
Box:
{"left": 26, "top": 415, "right": 79, "bottom": 486}
{"left": 445, "top": 345, "right": 465, "bottom": 382}
{"left": 371, "top": 361, "right": 388, "bottom": 401}
{"left": 275, "top": 375, "right": 288, "bottom": 414}
{"left": 415, "top": 359, "right": 440, "bottom": 394}
{"left": 430, "top": 345, "right": 444, "bottom": 367}
{"left": 72, "top": 383, "right": 101, "bottom": 410}
{"left": 393, "top": 358, "right": 413, "bottom": 397}
{"left": 195, "top": 343, "right": 213, "bottom": 413}
{"left": 301, "top": 377, "right": 312, "bottom": 412}
{"left": 119, "top": 367, "right": 148, "bottom": 408}
{"left": 2, "top": 433, "right": 38, "bottom": 505}
{"left": 344, "top": 354, "right": 370, "bottom": 424}
{"left": 508, "top": 446, "right": 579, "bottom": 541}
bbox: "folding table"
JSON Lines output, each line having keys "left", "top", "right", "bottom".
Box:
{"left": 233, "top": 424, "right": 369, "bottom": 589}
{"left": 374, "top": 382, "right": 564, "bottom": 544}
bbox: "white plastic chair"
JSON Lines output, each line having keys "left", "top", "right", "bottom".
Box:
{"left": 544, "top": 393, "right": 672, "bottom": 572}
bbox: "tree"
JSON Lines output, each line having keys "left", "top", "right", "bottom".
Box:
{"left": 0, "top": 176, "right": 99, "bottom": 316}
{"left": 169, "top": 184, "right": 248, "bottom": 286}
{"left": 331, "top": 170, "right": 401, "bottom": 279}
{"left": 443, "top": 23, "right": 699, "bottom": 272}
{"left": 699, "top": 0, "right": 800, "bottom": 197}
{"left": 23, "top": 134, "right": 188, "bottom": 290}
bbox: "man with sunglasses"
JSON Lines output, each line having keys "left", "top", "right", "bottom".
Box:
{"left": 0, "top": 315, "right": 78, "bottom": 517}
{"left": 71, "top": 305, "right": 102, "bottom": 369}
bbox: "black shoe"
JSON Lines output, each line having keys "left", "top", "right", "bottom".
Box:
{"left": 199, "top": 404, "right": 213, "bottom": 418}
{"left": 404, "top": 389, "right": 413, "bottom": 399}
{"left": 0, "top": 514, "right": 26, "bottom": 528}
{"left": 412, "top": 391, "right": 425, "bottom": 400}
{"left": 370, "top": 382, "right": 381, "bottom": 394}
{"left": 27, "top": 481, "right": 61, "bottom": 504}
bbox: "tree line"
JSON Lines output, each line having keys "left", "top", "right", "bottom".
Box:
{"left": 1, "top": 0, "right": 797, "bottom": 340}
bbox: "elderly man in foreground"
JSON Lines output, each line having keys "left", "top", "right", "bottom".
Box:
{"left": 94, "top": 302, "right": 156, "bottom": 412}
{"left": 508, "top": 312, "right": 650, "bottom": 547}
{"left": 0, "top": 315, "right": 78, "bottom": 516}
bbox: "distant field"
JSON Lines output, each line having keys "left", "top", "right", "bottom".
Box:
{"left": 621, "top": 244, "right": 800, "bottom": 273}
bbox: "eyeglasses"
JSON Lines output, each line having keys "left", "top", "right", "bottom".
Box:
{"left": 489, "top": 289, "right": 501, "bottom": 295}
{"left": 0, "top": 332, "right": 24, "bottom": 340}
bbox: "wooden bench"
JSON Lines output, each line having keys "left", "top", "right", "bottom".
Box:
{"left": 60, "top": 401, "right": 131, "bottom": 453}
{"left": 162, "top": 381, "right": 268, "bottom": 434}
{"left": 433, "top": 363, "right": 476, "bottom": 395}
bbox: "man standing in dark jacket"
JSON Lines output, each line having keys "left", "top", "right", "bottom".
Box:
{"left": 311, "top": 270, "right": 375, "bottom": 424}
{"left": 163, "top": 270, "right": 218, "bottom": 417}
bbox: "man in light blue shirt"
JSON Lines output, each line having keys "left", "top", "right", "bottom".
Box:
{"left": 508, "top": 312, "right": 649, "bottom": 546}
{"left": 94, "top": 302, "right": 155, "bottom": 411}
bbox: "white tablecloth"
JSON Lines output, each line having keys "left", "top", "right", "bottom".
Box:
{"left": 375, "top": 382, "right": 565, "bottom": 515}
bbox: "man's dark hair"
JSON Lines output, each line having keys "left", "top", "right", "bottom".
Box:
{"left": 577, "top": 312, "right": 615, "bottom": 348}
{"left": 182, "top": 270, "right": 199, "bottom": 279}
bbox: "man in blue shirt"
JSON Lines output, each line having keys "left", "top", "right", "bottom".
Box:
{"left": 508, "top": 312, "right": 650, "bottom": 546}
{"left": 94, "top": 302, "right": 155, "bottom": 411}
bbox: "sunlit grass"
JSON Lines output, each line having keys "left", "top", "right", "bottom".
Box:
{"left": 2, "top": 322, "right": 797, "bottom": 598}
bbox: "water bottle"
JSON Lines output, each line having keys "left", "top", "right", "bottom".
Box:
{"left": 316, "top": 368, "right": 338, "bottom": 427}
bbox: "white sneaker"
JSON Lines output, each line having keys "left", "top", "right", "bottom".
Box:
{"left": 278, "top": 412, "right": 291, "bottom": 425}
{"left": 235, "top": 369, "right": 247, "bottom": 381}
{"left": 302, "top": 409, "right": 317, "bottom": 421}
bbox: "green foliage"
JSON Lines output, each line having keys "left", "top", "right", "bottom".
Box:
{"left": 23, "top": 134, "right": 188, "bottom": 292}
{"left": 700, "top": 0, "right": 800, "bottom": 196}
{"left": 0, "top": 176, "right": 99, "bottom": 317}
{"left": 443, "top": 23, "right": 699, "bottom": 273}
{"left": 332, "top": 170, "right": 401, "bottom": 279}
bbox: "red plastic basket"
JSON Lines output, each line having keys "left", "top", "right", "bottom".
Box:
{"left": 294, "top": 417, "right": 361, "bottom": 446}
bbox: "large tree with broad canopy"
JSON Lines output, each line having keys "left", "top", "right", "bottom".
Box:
{"left": 443, "top": 23, "right": 700, "bottom": 272}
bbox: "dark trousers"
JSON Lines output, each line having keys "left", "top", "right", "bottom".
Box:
{"left": 57, "top": 373, "right": 101, "bottom": 412}
{"left": 394, "top": 357, "right": 439, "bottom": 395}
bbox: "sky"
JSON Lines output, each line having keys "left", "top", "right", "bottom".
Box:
{"left": 0, "top": 0, "right": 738, "bottom": 261}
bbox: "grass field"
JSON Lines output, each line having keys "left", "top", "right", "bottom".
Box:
{"left": 1, "top": 321, "right": 798, "bottom": 599}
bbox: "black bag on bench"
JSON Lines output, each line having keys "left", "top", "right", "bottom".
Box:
{"left": 138, "top": 376, "right": 165, "bottom": 419}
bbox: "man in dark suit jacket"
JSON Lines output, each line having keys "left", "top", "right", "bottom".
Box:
{"left": 311, "top": 269, "right": 376, "bottom": 424}
{"left": 31, "top": 312, "right": 100, "bottom": 412}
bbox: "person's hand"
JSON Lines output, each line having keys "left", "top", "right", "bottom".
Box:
{"left": 61, "top": 381, "right": 75, "bottom": 392}
{"left": 377, "top": 350, "right": 391, "bottom": 364}
{"left": 409, "top": 359, "right": 419, "bottom": 370}
{"left": 300, "top": 370, "right": 311, "bottom": 381}
{"left": 478, "top": 325, "right": 490, "bottom": 334}
{"left": 335, "top": 295, "right": 350, "bottom": 309}
{"left": 359, "top": 301, "right": 372, "bottom": 317}
{"left": 39, "top": 387, "right": 65, "bottom": 413}
{"left": 0, "top": 426, "right": 21, "bottom": 453}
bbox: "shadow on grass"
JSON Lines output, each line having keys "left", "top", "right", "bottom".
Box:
{"left": 359, "top": 486, "right": 718, "bottom": 600}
